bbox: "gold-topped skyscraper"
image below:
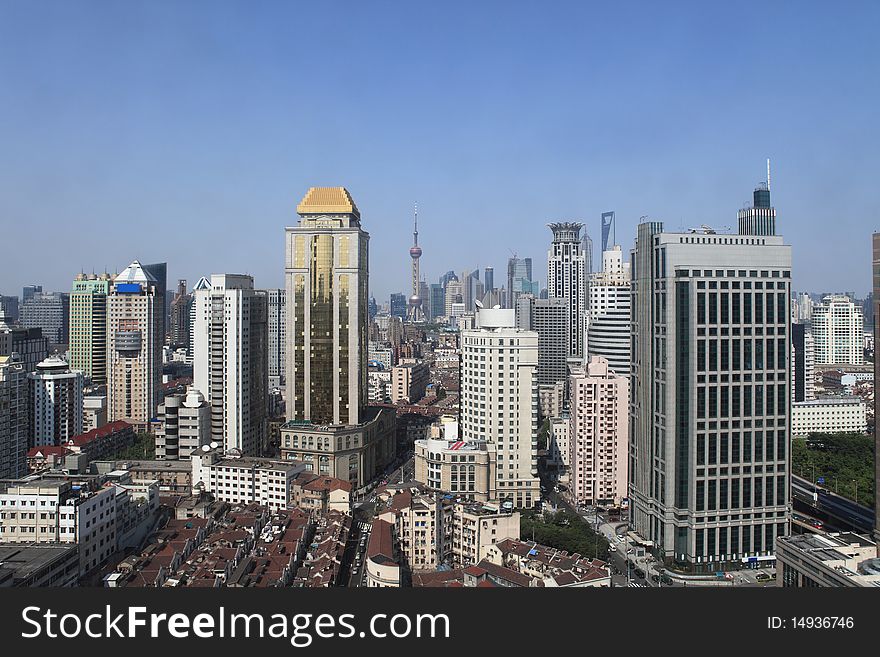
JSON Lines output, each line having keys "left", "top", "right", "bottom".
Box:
{"left": 281, "top": 188, "right": 395, "bottom": 490}
{"left": 285, "top": 187, "right": 369, "bottom": 425}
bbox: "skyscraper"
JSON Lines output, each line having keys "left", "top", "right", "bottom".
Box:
{"left": 507, "top": 255, "right": 536, "bottom": 308}
{"left": 0, "top": 302, "right": 49, "bottom": 375}
{"left": 107, "top": 260, "right": 163, "bottom": 429}
{"left": 187, "top": 276, "right": 210, "bottom": 364}
{"left": 193, "top": 274, "right": 268, "bottom": 455}
{"left": 791, "top": 323, "right": 815, "bottom": 403}
{"left": 142, "top": 262, "right": 167, "bottom": 346}
{"left": 873, "top": 232, "right": 880, "bottom": 542}
{"left": 0, "top": 355, "right": 27, "bottom": 479}
{"left": 390, "top": 293, "right": 407, "bottom": 319}
{"left": 406, "top": 205, "right": 425, "bottom": 322}
{"left": 569, "top": 356, "right": 628, "bottom": 506}
{"left": 547, "top": 222, "right": 588, "bottom": 359}
{"left": 461, "top": 306, "right": 540, "bottom": 508}
{"left": 68, "top": 273, "right": 112, "bottom": 384}
{"left": 515, "top": 295, "right": 568, "bottom": 388}
{"left": 27, "top": 355, "right": 84, "bottom": 448}
{"left": 169, "top": 279, "right": 191, "bottom": 349}
{"left": 737, "top": 161, "right": 776, "bottom": 236}
{"left": 811, "top": 295, "right": 864, "bottom": 365}
{"left": 600, "top": 211, "right": 616, "bottom": 253}
{"left": 281, "top": 187, "right": 394, "bottom": 489}
{"left": 630, "top": 217, "right": 792, "bottom": 571}
{"left": 586, "top": 245, "right": 631, "bottom": 376}
{"left": 21, "top": 291, "right": 69, "bottom": 345}
{"left": 484, "top": 266, "right": 494, "bottom": 293}
{"left": 266, "top": 288, "right": 286, "bottom": 389}
{"left": 22, "top": 285, "right": 42, "bottom": 303}
{"left": 429, "top": 283, "right": 446, "bottom": 320}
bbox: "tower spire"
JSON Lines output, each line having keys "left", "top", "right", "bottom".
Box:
{"left": 767, "top": 158, "right": 771, "bottom": 191}
{"left": 406, "top": 201, "right": 425, "bottom": 322}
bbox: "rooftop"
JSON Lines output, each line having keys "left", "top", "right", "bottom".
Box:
{"left": 296, "top": 187, "right": 360, "bottom": 219}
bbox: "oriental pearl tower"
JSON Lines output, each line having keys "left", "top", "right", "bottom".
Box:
{"left": 406, "top": 203, "right": 426, "bottom": 322}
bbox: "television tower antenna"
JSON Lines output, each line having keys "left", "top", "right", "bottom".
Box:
{"left": 767, "top": 158, "right": 771, "bottom": 191}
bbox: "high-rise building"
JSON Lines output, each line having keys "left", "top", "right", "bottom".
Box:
{"left": 439, "top": 270, "right": 458, "bottom": 289}
{"left": 21, "top": 291, "right": 69, "bottom": 345}
{"left": 187, "top": 277, "right": 210, "bottom": 364}
{"left": 873, "top": 232, "right": 880, "bottom": 543}
{"left": 547, "top": 222, "right": 588, "bottom": 359}
{"left": 22, "top": 285, "right": 42, "bottom": 304}
{"left": 445, "top": 280, "right": 463, "bottom": 319}
{"left": 484, "top": 266, "right": 494, "bottom": 293}
{"left": 390, "top": 293, "right": 407, "bottom": 319}
{"left": 569, "top": 356, "right": 628, "bottom": 506}
{"left": 193, "top": 274, "right": 268, "bottom": 456}
{"left": 69, "top": 273, "right": 112, "bottom": 384}
{"left": 791, "top": 323, "right": 815, "bottom": 403}
{"left": 281, "top": 187, "right": 394, "bottom": 489}
{"left": 0, "top": 296, "right": 19, "bottom": 324}
{"left": 586, "top": 245, "right": 631, "bottom": 376}
{"left": 0, "top": 303, "right": 49, "bottom": 375}
{"left": 169, "top": 279, "right": 191, "bottom": 349}
{"left": 266, "top": 288, "right": 286, "bottom": 389}
{"left": 107, "top": 260, "right": 163, "bottom": 430}
{"left": 0, "top": 355, "right": 27, "bottom": 479}
{"left": 142, "top": 262, "right": 167, "bottom": 346}
{"left": 795, "top": 292, "right": 813, "bottom": 323}
{"left": 630, "top": 218, "right": 792, "bottom": 571}
{"left": 406, "top": 205, "right": 426, "bottom": 322}
{"left": 461, "top": 269, "right": 482, "bottom": 312}
{"left": 429, "top": 283, "right": 445, "bottom": 321}
{"left": 737, "top": 167, "right": 776, "bottom": 236}
{"left": 155, "top": 386, "right": 210, "bottom": 460}
{"left": 461, "top": 307, "right": 540, "bottom": 508}
{"left": 27, "top": 355, "right": 83, "bottom": 448}
{"left": 600, "top": 211, "right": 616, "bottom": 253}
{"left": 515, "top": 295, "right": 568, "bottom": 388}
{"left": 582, "top": 231, "right": 594, "bottom": 276}
{"left": 811, "top": 294, "right": 864, "bottom": 365}
{"left": 507, "top": 256, "right": 537, "bottom": 308}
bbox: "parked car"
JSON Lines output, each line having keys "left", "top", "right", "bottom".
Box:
{"left": 660, "top": 574, "right": 673, "bottom": 585}
{"left": 634, "top": 568, "right": 646, "bottom": 579}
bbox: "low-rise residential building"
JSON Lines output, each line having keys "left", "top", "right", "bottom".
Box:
{"left": 365, "top": 518, "right": 401, "bottom": 587}
{"left": 191, "top": 446, "right": 307, "bottom": 511}
{"left": 483, "top": 538, "right": 611, "bottom": 587}
{"left": 289, "top": 472, "right": 352, "bottom": 517}
{"left": 413, "top": 437, "right": 495, "bottom": 502}
{"left": 64, "top": 420, "right": 136, "bottom": 462}
{"left": 0, "top": 479, "right": 117, "bottom": 575}
{"left": 376, "top": 487, "right": 520, "bottom": 571}
{"left": 791, "top": 397, "right": 868, "bottom": 436}
{"left": 0, "top": 544, "right": 80, "bottom": 587}
{"left": 776, "top": 532, "right": 880, "bottom": 587}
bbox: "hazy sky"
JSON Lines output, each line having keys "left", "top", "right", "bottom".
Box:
{"left": 1, "top": 1, "right": 878, "bottom": 303}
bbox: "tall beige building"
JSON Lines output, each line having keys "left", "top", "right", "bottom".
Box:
{"left": 461, "top": 307, "right": 540, "bottom": 508}
{"left": 107, "top": 261, "right": 163, "bottom": 430}
{"left": 280, "top": 188, "right": 395, "bottom": 491}
{"left": 284, "top": 187, "right": 368, "bottom": 425}
{"left": 569, "top": 356, "right": 628, "bottom": 506}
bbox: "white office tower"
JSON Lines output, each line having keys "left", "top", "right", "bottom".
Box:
{"left": 186, "top": 277, "right": 210, "bottom": 364}
{"left": 0, "top": 355, "right": 27, "bottom": 479}
{"left": 547, "top": 222, "right": 589, "bottom": 359}
{"left": 586, "top": 245, "right": 632, "bottom": 377}
{"left": 569, "top": 356, "right": 628, "bottom": 506}
{"left": 811, "top": 294, "right": 864, "bottom": 365}
{"left": 461, "top": 307, "right": 540, "bottom": 508}
{"left": 266, "top": 288, "right": 286, "bottom": 389}
{"left": 193, "top": 274, "right": 268, "bottom": 456}
{"left": 107, "top": 261, "right": 163, "bottom": 429}
{"left": 155, "top": 386, "right": 210, "bottom": 460}
{"left": 27, "top": 355, "right": 84, "bottom": 448}
{"left": 630, "top": 221, "right": 792, "bottom": 570}
{"left": 795, "top": 292, "right": 812, "bottom": 323}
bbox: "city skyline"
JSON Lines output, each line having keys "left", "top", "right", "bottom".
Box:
{"left": 2, "top": 2, "right": 879, "bottom": 301}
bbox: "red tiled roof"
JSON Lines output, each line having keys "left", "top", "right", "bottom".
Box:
{"left": 67, "top": 420, "right": 132, "bottom": 447}
{"left": 27, "top": 446, "right": 72, "bottom": 458}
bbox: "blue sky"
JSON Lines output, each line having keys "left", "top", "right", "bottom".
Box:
{"left": 1, "top": 0, "right": 878, "bottom": 302}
